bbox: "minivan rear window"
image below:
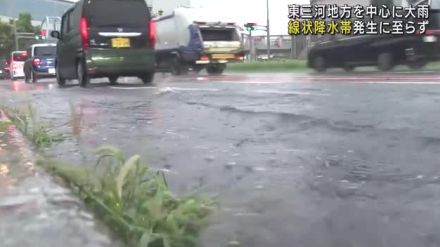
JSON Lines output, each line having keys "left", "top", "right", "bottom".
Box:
{"left": 85, "top": 0, "right": 149, "bottom": 28}
{"left": 12, "top": 53, "right": 27, "bottom": 61}
{"left": 34, "top": 46, "right": 56, "bottom": 56}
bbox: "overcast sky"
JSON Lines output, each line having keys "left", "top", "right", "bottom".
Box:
{"left": 46, "top": 0, "right": 310, "bottom": 35}
{"left": 192, "top": 0, "right": 310, "bottom": 35}
{"left": 157, "top": 0, "right": 310, "bottom": 35}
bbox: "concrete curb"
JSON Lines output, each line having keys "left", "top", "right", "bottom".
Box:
{"left": 0, "top": 108, "right": 120, "bottom": 247}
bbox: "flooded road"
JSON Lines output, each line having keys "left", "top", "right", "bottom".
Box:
{"left": 1, "top": 71, "right": 440, "bottom": 247}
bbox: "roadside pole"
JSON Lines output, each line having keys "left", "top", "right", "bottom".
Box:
{"left": 13, "top": 19, "right": 19, "bottom": 51}
{"left": 12, "top": 0, "right": 19, "bottom": 50}
{"left": 248, "top": 30, "right": 253, "bottom": 62}
{"left": 266, "top": 0, "right": 270, "bottom": 60}
{"left": 290, "top": 35, "right": 295, "bottom": 58}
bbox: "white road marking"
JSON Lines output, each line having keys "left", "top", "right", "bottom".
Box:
{"left": 158, "top": 87, "right": 221, "bottom": 92}
{"left": 253, "top": 89, "right": 330, "bottom": 96}
{"left": 109, "top": 86, "right": 156, "bottom": 90}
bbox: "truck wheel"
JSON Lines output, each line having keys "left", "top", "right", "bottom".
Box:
{"left": 140, "top": 73, "right": 155, "bottom": 84}
{"left": 377, "top": 53, "right": 394, "bottom": 71}
{"left": 312, "top": 56, "right": 326, "bottom": 72}
{"left": 77, "top": 59, "right": 90, "bottom": 88}
{"left": 206, "top": 65, "right": 225, "bottom": 75}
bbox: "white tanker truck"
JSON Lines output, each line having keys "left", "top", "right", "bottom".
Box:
{"left": 154, "top": 7, "right": 245, "bottom": 75}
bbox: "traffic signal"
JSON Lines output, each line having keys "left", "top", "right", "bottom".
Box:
{"left": 35, "top": 35, "right": 46, "bottom": 41}
{"left": 35, "top": 30, "right": 47, "bottom": 41}
{"left": 245, "top": 23, "right": 257, "bottom": 31}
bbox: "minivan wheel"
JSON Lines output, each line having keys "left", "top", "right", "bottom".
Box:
{"left": 77, "top": 60, "right": 90, "bottom": 87}
{"left": 56, "top": 66, "right": 66, "bottom": 87}
{"left": 140, "top": 73, "right": 155, "bottom": 84}
{"left": 170, "top": 58, "right": 183, "bottom": 75}
{"left": 206, "top": 65, "right": 225, "bottom": 75}
{"left": 313, "top": 56, "right": 326, "bottom": 72}
{"left": 377, "top": 53, "right": 394, "bottom": 71}
{"left": 108, "top": 76, "right": 118, "bottom": 85}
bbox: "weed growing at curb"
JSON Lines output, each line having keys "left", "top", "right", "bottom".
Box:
{"left": 1, "top": 104, "right": 65, "bottom": 149}
{"left": 0, "top": 120, "right": 10, "bottom": 132}
{"left": 38, "top": 146, "right": 216, "bottom": 247}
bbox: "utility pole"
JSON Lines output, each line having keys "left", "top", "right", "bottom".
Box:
{"left": 13, "top": 19, "right": 19, "bottom": 51}
{"left": 248, "top": 30, "right": 253, "bottom": 61}
{"left": 266, "top": 0, "right": 270, "bottom": 60}
{"left": 290, "top": 35, "right": 295, "bottom": 58}
{"left": 12, "top": 0, "right": 19, "bottom": 51}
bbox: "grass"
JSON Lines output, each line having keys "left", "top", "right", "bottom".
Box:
{"left": 226, "top": 59, "right": 307, "bottom": 72}
{"left": 225, "top": 60, "right": 440, "bottom": 73}
{"left": 38, "top": 146, "right": 216, "bottom": 247}
{"left": 0, "top": 119, "right": 11, "bottom": 132}
{"left": 1, "top": 104, "right": 64, "bottom": 149}
{"left": 1, "top": 104, "right": 217, "bottom": 247}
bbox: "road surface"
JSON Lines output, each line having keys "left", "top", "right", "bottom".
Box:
{"left": 1, "top": 70, "right": 440, "bottom": 247}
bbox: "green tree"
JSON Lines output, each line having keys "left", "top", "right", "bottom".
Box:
{"left": 14, "top": 13, "right": 41, "bottom": 50}
{"left": 0, "top": 13, "right": 41, "bottom": 54}
{"left": 16, "top": 13, "right": 34, "bottom": 33}
{"left": 0, "top": 21, "right": 14, "bottom": 58}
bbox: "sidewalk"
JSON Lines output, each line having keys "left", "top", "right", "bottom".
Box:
{"left": 0, "top": 111, "right": 120, "bottom": 247}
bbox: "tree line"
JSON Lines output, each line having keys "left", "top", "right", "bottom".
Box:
{"left": 0, "top": 13, "right": 41, "bottom": 59}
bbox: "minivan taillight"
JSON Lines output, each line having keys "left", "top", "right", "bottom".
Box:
{"left": 33, "top": 58, "right": 41, "bottom": 66}
{"left": 80, "top": 17, "right": 90, "bottom": 49}
{"left": 149, "top": 20, "right": 156, "bottom": 48}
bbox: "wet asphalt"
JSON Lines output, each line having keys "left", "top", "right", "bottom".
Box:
{"left": 1, "top": 70, "right": 440, "bottom": 247}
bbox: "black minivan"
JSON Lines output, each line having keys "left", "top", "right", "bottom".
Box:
{"left": 51, "top": 0, "right": 156, "bottom": 87}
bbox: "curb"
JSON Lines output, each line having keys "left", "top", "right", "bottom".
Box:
{"left": 0, "top": 109, "right": 11, "bottom": 122}
{"left": 0, "top": 108, "right": 118, "bottom": 247}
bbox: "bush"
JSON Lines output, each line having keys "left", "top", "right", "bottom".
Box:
{"left": 39, "top": 146, "right": 216, "bottom": 247}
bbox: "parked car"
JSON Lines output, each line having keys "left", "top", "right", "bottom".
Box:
{"left": 50, "top": 0, "right": 156, "bottom": 87}
{"left": 2, "top": 58, "right": 11, "bottom": 79}
{"left": 24, "top": 43, "right": 57, "bottom": 83}
{"left": 9, "top": 51, "right": 28, "bottom": 79}
{"left": 308, "top": 0, "right": 439, "bottom": 72}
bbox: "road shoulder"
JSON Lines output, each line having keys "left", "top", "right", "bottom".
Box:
{"left": 0, "top": 110, "right": 119, "bottom": 247}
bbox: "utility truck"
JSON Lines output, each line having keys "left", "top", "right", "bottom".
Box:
{"left": 154, "top": 7, "right": 245, "bottom": 75}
